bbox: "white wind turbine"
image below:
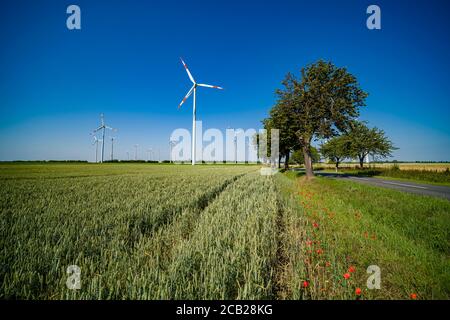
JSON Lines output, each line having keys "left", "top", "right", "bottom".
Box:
{"left": 178, "top": 58, "right": 223, "bottom": 165}
{"left": 92, "top": 113, "right": 116, "bottom": 163}
{"left": 110, "top": 136, "right": 116, "bottom": 161}
{"left": 91, "top": 134, "right": 102, "bottom": 163}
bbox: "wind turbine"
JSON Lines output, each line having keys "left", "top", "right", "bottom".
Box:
{"left": 169, "top": 140, "right": 177, "bottom": 163}
{"left": 91, "top": 134, "right": 102, "bottom": 163}
{"left": 178, "top": 58, "right": 223, "bottom": 165}
{"left": 110, "top": 137, "right": 116, "bottom": 161}
{"left": 134, "top": 144, "right": 139, "bottom": 160}
{"left": 92, "top": 113, "right": 116, "bottom": 163}
{"left": 147, "top": 148, "right": 152, "bottom": 161}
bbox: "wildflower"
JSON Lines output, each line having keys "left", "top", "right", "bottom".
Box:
{"left": 410, "top": 293, "right": 417, "bottom": 300}
{"left": 302, "top": 281, "right": 309, "bottom": 288}
{"left": 312, "top": 222, "right": 319, "bottom": 228}
{"left": 325, "top": 261, "right": 331, "bottom": 267}
{"left": 348, "top": 266, "right": 356, "bottom": 273}
{"left": 316, "top": 249, "right": 323, "bottom": 255}
{"left": 343, "top": 273, "right": 351, "bottom": 280}
{"left": 355, "top": 288, "right": 362, "bottom": 295}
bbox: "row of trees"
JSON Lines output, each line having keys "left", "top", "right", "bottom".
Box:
{"left": 320, "top": 121, "right": 395, "bottom": 170}
{"left": 262, "top": 60, "right": 396, "bottom": 177}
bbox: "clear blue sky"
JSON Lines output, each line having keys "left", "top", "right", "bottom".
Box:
{"left": 0, "top": 0, "right": 449, "bottom": 161}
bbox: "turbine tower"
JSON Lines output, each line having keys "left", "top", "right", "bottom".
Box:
{"left": 147, "top": 148, "right": 152, "bottom": 161}
{"left": 91, "top": 134, "right": 102, "bottom": 163}
{"left": 110, "top": 137, "right": 116, "bottom": 161}
{"left": 92, "top": 114, "right": 116, "bottom": 163}
{"left": 134, "top": 144, "right": 139, "bottom": 160}
{"left": 178, "top": 58, "right": 223, "bottom": 165}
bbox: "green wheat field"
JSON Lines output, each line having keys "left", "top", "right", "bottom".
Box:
{"left": 1, "top": 163, "right": 449, "bottom": 300}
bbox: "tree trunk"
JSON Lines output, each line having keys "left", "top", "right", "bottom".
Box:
{"left": 278, "top": 153, "right": 282, "bottom": 169}
{"left": 335, "top": 160, "right": 339, "bottom": 173}
{"left": 359, "top": 156, "right": 364, "bottom": 169}
{"left": 303, "top": 145, "right": 314, "bottom": 178}
{"left": 284, "top": 152, "right": 290, "bottom": 170}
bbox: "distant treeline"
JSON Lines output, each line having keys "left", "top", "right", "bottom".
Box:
{"left": 336, "top": 160, "right": 450, "bottom": 164}
{"left": 0, "top": 160, "right": 448, "bottom": 164}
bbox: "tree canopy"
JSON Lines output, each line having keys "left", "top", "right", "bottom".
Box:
{"left": 346, "top": 121, "right": 397, "bottom": 168}
{"left": 319, "top": 135, "right": 351, "bottom": 171}
{"left": 265, "top": 60, "right": 368, "bottom": 177}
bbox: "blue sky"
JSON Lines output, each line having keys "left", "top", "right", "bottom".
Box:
{"left": 0, "top": 0, "right": 449, "bottom": 161}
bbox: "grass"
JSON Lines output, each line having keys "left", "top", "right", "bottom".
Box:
{"left": 317, "top": 162, "right": 450, "bottom": 172}
{"left": 1, "top": 163, "right": 449, "bottom": 299}
{"left": 0, "top": 164, "right": 276, "bottom": 299}
{"left": 315, "top": 166, "right": 450, "bottom": 186}
{"left": 277, "top": 171, "right": 450, "bottom": 299}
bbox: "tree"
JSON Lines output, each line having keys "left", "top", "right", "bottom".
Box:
{"left": 291, "top": 146, "right": 320, "bottom": 166}
{"left": 262, "top": 101, "right": 300, "bottom": 169}
{"left": 346, "top": 121, "right": 397, "bottom": 168}
{"left": 319, "top": 136, "right": 350, "bottom": 172}
{"left": 275, "top": 60, "right": 368, "bottom": 178}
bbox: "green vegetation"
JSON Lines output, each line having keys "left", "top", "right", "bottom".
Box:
{"left": 317, "top": 166, "right": 450, "bottom": 185}
{"left": 261, "top": 60, "right": 368, "bottom": 177}
{"left": 0, "top": 164, "right": 276, "bottom": 299}
{"left": 319, "top": 122, "right": 396, "bottom": 170}
{"left": 277, "top": 171, "right": 450, "bottom": 299}
{"left": 1, "top": 164, "right": 448, "bottom": 299}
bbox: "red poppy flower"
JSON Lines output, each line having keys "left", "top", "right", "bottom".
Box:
{"left": 313, "top": 222, "right": 319, "bottom": 228}
{"left": 410, "top": 293, "right": 417, "bottom": 300}
{"left": 355, "top": 288, "right": 362, "bottom": 295}
{"left": 316, "top": 249, "right": 323, "bottom": 255}
{"left": 343, "top": 273, "right": 351, "bottom": 280}
{"left": 302, "top": 281, "right": 309, "bottom": 288}
{"left": 348, "top": 266, "right": 356, "bottom": 273}
{"left": 325, "top": 261, "right": 331, "bottom": 267}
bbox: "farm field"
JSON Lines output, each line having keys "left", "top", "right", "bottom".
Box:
{"left": 314, "top": 163, "right": 450, "bottom": 186}
{"left": 0, "top": 164, "right": 449, "bottom": 300}
{"left": 316, "top": 162, "right": 450, "bottom": 172}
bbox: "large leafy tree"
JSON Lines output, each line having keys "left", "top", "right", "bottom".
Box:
{"left": 346, "top": 121, "right": 397, "bottom": 168}
{"left": 275, "top": 60, "right": 368, "bottom": 178}
{"left": 319, "top": 135, "right": 350, "bottom": 172}
{"left": 262, "top": 101, "right": 300, "bottom": 169}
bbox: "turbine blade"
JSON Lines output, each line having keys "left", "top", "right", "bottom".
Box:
{"left": 198, "top": 83, "right": 223, "bottom": 90}
{"left": 178, "top": 85, "right": 195, "bottom": 109}
{"left": 180, "top": 58, "right": 195, "bottom": 83}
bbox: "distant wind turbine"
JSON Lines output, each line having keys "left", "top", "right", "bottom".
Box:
{"left": 147, "top": 148, "right": 152, "bottom": 161}
{"left": 110, "top": 137, "right": 116, "bottom": 161}
{"left": 92, "top": 113, "right": 116, "bottom": 163}
{"left": 178, "top": 58, "right": 223, "bottom": 165}
{"left": 91, "top": 134, "right": 102, "bottom": 163}
{"left": 134, "top": 144, "right": 139, "bottom": 160}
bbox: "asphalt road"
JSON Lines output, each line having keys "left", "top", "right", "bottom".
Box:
{"left": 291, "top": 169, "right": 450, "bottom": 201}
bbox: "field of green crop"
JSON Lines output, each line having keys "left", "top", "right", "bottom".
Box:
{"left": 1, "top": 164, "right": 449, "bottom": 300}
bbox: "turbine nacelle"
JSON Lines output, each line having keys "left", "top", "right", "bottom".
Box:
{"left": 178, "top": 58, "right": 223, "bottom": 109}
